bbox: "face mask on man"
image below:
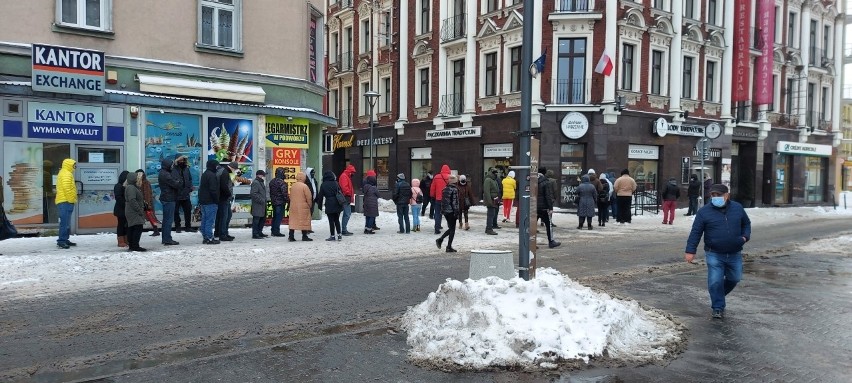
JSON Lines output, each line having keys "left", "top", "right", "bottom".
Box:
{"left": 711, "top": 196, "right": 726, "bottom": 207}
{"left": 178, "top": 161, "right": 187, "bottom": 168}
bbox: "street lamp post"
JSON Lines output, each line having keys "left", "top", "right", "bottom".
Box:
{"left": 364, "top": 90, "right": 381, "bottom": 171}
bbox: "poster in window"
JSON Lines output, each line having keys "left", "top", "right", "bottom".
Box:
{"left": 145, "top": 112, "right": 203, "bottom": 211}
{"left": 2, "top": 142, "right": 44, "bottom": 224}
{"left": 208, "top": 117, "right": 254, "bottom": 163}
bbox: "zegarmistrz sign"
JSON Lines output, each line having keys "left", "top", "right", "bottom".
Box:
{"left": 32, "top": 44, "right": 105, "bottom": 96}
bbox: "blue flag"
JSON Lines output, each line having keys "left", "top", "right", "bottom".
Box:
{"left": 532, "top": 49, "right": 547, "bottom": 74}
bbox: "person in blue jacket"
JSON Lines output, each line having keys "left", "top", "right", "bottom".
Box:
{"left": 684, "top": 183, "right": 751, "bottom": 320}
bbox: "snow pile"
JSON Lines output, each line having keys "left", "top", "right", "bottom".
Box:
{"left": 797, "top": 235, "right": 852, "bottom": 254}
{"left": 400, "top": 268, "right": 682, "bottom": 371}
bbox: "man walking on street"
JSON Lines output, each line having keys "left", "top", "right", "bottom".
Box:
{"left": 158, "top": 159, "right": 181, "bottom": 246}
{"left": 338, "top": 164, "right": 356, "bottom": 236}
{"left": 214, "top": 161, "right": 238, "bottom": 241}
{"left": 613, "top": 169, "right": 637, "bottom": 224}
{"left": 537, "top": 170, "right": 561, "bottom": 248}
{"left": 55, "top": 158, "right": 77, "bottom": 249}
{"left": 420, "top": 171, "right": 433, "bottom": 219}
{"left": 393, "top": 173, "right": 412, "bottom": 233}
{"left": 482, "top": 167, "right": 500, "bottom": 235}
{"left": 684, "top": 184, "right": 751, "bottom": 319}
{"left": 198, "top": 159, "right": 221, "bottom": 244}
{"left": 430, "top": 164, "right": 451, "bottom": 234}
{"left": 685, "top": 174, "right": 701, "bottom": 216}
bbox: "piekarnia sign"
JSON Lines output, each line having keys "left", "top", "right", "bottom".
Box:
{"left": 425, "top": 126, "right": 482, "bottom": 140}
{"left": 32, "top": 44, "right": 105, "bottom": 96}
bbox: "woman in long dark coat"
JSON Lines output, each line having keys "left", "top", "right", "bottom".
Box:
{"left": 113, "top": 170, "right": 129, "bottom": 248}
{"left": 316, "top": 170, "right": 344, "bottom": 241}
{"left": 362, "top": 175, "right": 380, "bottom": 234}
{"left": 576, "top": 175, "right": 598, "bottom": 230}
{"left": 124, "top": 171, "right": 147, "bottom": 252}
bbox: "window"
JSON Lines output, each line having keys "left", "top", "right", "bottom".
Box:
{"left": 419, "top": 0, "right": 430, "bottom": 34}
{"left": 343, "top": 26, "right": 353, "bottom": 70}
{"left": 821, "top": 86, "right": 829, "bottom": 123}
{"left": 329, "top": 89, "right": 339, "bottom": 120}
{"left": 360, "top": 82, "right": 371, "bottom": 116}
{"left": 57, "top": 0, "right": 112, "bottom": 31}
{"left": 380, "top": 10, "right": 392, "bottom": 47}
{"left": 708, "top": 0, "right": 717, "bottom": 25}
{"left": 419, "top": 68, "right": 430, "bottom": 106}
{"left": 809, "top": 20, "right": 817, "bottom": 65}
{"left": 683, "top": 56, "right": 694, "bottom": 99}
{"left": 651, "top": 50, "right": 663, "bottom": 95}
{"left": 785, "top": 78, "right": 794, "bottom": 114}
{"left": 199, "top": 0, "right": 241, "bottom": 50}
{"left": 773, "top": 74, "right": 781, "bottom": 110}
{"left": 705, "top": 61, "right": 717, "bottom": 101}
{"left": 485, "top": 52, "right": 497, "bottom": 96}
{"left": 361, "top": 19, "right": 371, "bottom": 53}
{"left": 621, "top": 43, "right": 635, "bottom": 91}
{"left": 330, "top": 32, "right": 339, "bottom": 64}
{"left": 652, "top": 0, "right": 667, "bottom": 11}
{"left": 775, "top": 6, "right": 782, "bottom": 43}
{"left": 510, "top": 46, "right": 521, "bottom": 92}
{"left": 787, "top": 12, "right": 797, "bottom": 48}
{"left": 685, "top": 0, "right": 695, "bottom": 19}
{"left": 343, "top": 86, "right": 353, "bottom": 127}
{"left": 485, "top": 0, "right": 498, "bottom": 13}
{"left": 381, "top": 77, "right": 392, "bottom": 113}
{"left": 555, "top": 38, "right": 587, "bottom": 104}
{"left": 824, "top": 25, "right": 831, "bottom": 58}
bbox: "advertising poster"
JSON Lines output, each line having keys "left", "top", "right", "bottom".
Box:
{"left": 145, "top": 112, "right": 203, "bottom": 211}
{"left": 271, "top": 147, "right": 302, "bottom": 191}
{"left": 3, "top": 142, "right": 44, "bottom": 224}
{"left": 265, "top": 116, "right": 309, "bottom": 148}
{"left": 208, "top": 117, "right": 254, "bottom": 163}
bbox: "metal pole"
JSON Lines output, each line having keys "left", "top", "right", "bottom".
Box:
{"left": 369, "top": 104, "right": 374, "bottom": 171}
{"left": 518, "top": 0, "right": 534, "bottom": 281}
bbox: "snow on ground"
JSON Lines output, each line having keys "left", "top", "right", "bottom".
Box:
{"left": 1, "top": 202, "right": 850, "bottom": 302}
{"left": 400, "top": 268, "right": 683, "bottom": 370}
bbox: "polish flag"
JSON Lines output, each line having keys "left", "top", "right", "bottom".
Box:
{"left": 594, "top": 48, "right": 614, "bottom": 76}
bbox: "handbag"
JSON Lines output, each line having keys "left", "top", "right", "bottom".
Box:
{"left": 335, "top": 188, "right": 347, "bottom": 205}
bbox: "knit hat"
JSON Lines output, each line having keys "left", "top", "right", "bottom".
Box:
{"left": 587, "top": 168, "right": 596, "bottom": 174}
{"left": 621, "top": 169, "right": 630, "bottom": 175}
{"left": 599, "top": 173, "right": 607, "bottom": 180}
{"left": 459, "top": 175, "right": 467, "bottom": 181}
{"left": 397, "top": 173, "right": 405, "bottom": 180}
{"left": 709, "top": 184, "right": 729, "bottom": 194}
{"left": 448, "top": 175, "right": 458, "bottom": 184}
{"left": 366, "top": 170, "right": 376, "bottom": 177}
{"left": 256, "top": 170, "right": 266, "bottom": 176}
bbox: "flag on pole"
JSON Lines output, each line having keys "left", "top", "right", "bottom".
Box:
{"left": 529, "top": 49, "right": 547, "bottom": 78}
{"left": 594, "top": 48, "right": 614, "bottom": 76}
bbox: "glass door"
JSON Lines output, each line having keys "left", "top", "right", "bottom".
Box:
{"left": 2, "top": 141, "right": 70, "bottom": 227}
{"left": 75, "top": 146, "right": 123, "bottom": 230}
{"left": 775, "top": 155, "right": 790, "bottom": 204}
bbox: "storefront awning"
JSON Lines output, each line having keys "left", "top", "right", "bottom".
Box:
{"left": 135, "top": 74, "right": 266, "bottom": 103}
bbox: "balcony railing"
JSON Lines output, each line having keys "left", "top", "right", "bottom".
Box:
{"left": 556, "top": 0, "right": 595, "bottom": 12}
{"left": 806, "top": 111, "right": 830, "bottom": 131}
{"left": 339, "top": 0, "right": 353, "bottom": 9}
{"left": 338, "top": 108, "right": 353, "bottom": 128}
{"left": 809, "top": 48, "right": 832, "bottom": 68}
{"left": 551, "top": 78, "right": 590, "bottom": 105}
{"left": 338, "top": 51, "right": 353, "bottom": 72}
{"left": 439, "top": 93, "right": 464, "bottom": 116}
{"left": 440, "top": 14, "right": 466, "bottom": 42}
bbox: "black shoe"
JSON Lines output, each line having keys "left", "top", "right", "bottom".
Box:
{"left": 302, "top": 236, "right": 313, "bottom": 241}
{"left": 551, "top": 223, "right": 557, "bottom": 227}
{"left": 397, "top": 230, "right": 405, "bottom": 234}
{"left": 446, "top": 247, "right": 457, "bottom": 253}
{"left": 271, "top": 233, "right": 286, "bottom": 237}
{"left": 371, "top": 226, "right": 380, "bottom": 230}
{"left": 260, "top": 233, "right": 269, "bottom": 238}
{"left": 341, "top": 231, "right": 354, "bottom": 236}
{"left": 288, "top": 237, "right": 297, "bottom": 242}
{"left": 219, "top": 236, "right": 234, "bottom": 241}
{"left": 203, "top": 239, "right": 220, "bottom": 245}
{"left": 436, "top": 238, "right": 443, "bottom": 249}
{"left": 587, "top": 226, "right": 593, "bottom": 230}
{"left": 174, "top": 227, "right": 183, "bottom": 233}
{"left": 712, "top": 309, "right": 724, "bottom": 319}
{"left": 57, "top": 242, "right": 70, "bottom": 249}
{"left": 364, "top": 229, "right": 375, "bottom": 234}
{"left": 163, "top": 240, "right": 180, "bottom": 246}
{"left": 548, "top": 240, "right": 561, "bottom": 248}
{"left": 493, "top": 225, "right": 502, "bottom": 229}
{"left": 66, "top": 241, "right": 77, "bottom": 246}
{"left": 577, "top": 226, "right": 583, "bottom": 230}
{"left": 185, "top": 227, "right": 197, "bottom": 232}
{"left": 129, "top": 247, "right": 147, "bottom": 252}
{"left": 434, "top": 230, "right": 441, "bottom": 234}
{"left": 252, "top": 235, "right": 263, "bottom": 239}
{"left": 150, "top": 231, "right": 161, "bottom": 237}
{"left": 485, "top": 229, "right": 497, "bottom": 235}
{"left": 326, "top": 236, "right": 336, "bottom": 241}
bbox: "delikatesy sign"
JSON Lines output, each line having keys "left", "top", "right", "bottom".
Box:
{"left": 32, "top": 44, "right": 105, "bottom": 96}
{"left": 27, "top": 102, "right": 104, "bottom": 141}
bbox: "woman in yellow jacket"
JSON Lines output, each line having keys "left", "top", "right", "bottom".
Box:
{"left": 55, "top": 158, "right": 77, "bottom": 249}
{"left": 501, "top": 170, "right": 517, "bottom": 223}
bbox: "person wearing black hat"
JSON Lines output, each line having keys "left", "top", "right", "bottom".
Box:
{"left": 215, "top": 161, "right": 239, "bottom": 241}
{"left": 250, "top": 170, "right": 269, "bottom": 239}
{"left": 392, "top": 173, "right": 412, "bottom": 233}
{"left": 482, "top": 167, "right": 501, "bottom": 235}
{"left": 684, "top": 183, "right": 751, "bottom": 320}
{"left": 198, "top": 159, "right": 221, "bottom": 244}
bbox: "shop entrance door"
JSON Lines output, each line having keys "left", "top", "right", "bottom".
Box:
{"left": 74, "top": 146, "right": 123, "bottom": 231}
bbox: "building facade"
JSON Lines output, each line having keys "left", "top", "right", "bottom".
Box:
{"left": 324, "top": 0, "right": 841, "bottom": 208}
{"left": 841, "top": 0, "right": 852, "bottom": 194}
{"left": 0, "top": 0, "right": 333, "bottom": 233}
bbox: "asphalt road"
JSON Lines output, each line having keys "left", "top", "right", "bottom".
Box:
{"left": 1, "top": 216, "right": 850, "bottom": 383}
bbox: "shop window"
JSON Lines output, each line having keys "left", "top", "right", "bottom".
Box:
{"left": 199, "top": 0, "right": 242, "bottom": 51}
{"left": 775, "top": 155, "right": 789, "bottom": 204}
{"left": 804, "top": 156, "right": 825, "bottom": 202}
{"left": 56, "top": 0, "right": 113, "bottom": 32}
{"left": 559, "top": 144, "right": 585, "bottom": 206}
{"left": 629, "top": 159, "right": 659, "bottom": 196}
{"left": 362, "top": 144, "right": 390, "bottom": 190}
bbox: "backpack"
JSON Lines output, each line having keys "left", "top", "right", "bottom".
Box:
{"left": 415, "top": 192, "right": 423, "bottom": 204}
{"left": 598, "top": 182, "right": 610, "bottom": 203}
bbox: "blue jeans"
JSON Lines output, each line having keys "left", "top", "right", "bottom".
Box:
{"left": 271, "top": 204, "right": 284, "bottom": 235}
{"left": 341, "top": 203, "right": 352, "bottom": 232}
{"left": 433, "top": 200, "right": 443, "bottom": 231}
{"left": 687, "top": 195, "right": 699, "bottom": 215}
{"left": 200, "top": 203, "right": 218, "bottom": 240}
{"left": 215, "top": 200, "right": 232, "bottom": 237}
{"left": 610, "top": 196, "right": 618, "bottom": 218}
{"left": 396, "top": 204, "right": 410, "bottom": 232}
{"left": 705, "top": 251, "right": 743, "bottom": 311}
{"left": 411, "top": 204, "right": 421, "bottom": 227}
{"left": 365, "top": 216, "right": 376, "bottom": 230}
{"left": 57, "top": 202, "right": 74, "bottom": 245}
{"left": 161, "top": 201, "right": 176, "bottom": 243}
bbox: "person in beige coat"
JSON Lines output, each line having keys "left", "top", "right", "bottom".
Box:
{"left": 613, "top": 168, "right": 637, "bottom": 224}
{"left": 287, "top": 172, "right": 313, "bottom": 241}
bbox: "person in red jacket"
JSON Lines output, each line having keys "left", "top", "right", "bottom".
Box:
{"left": 430, "top": 164, "right": 451, "bottom": 234}
{"left": 338, "top": 164, "right": 356, "bottom": 236}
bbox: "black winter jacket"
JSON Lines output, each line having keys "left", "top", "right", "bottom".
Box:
{"left": 441, "top": 184, "right": 459, "bottom": 215}
{"left": 198, "top": 160, "right": 221, "bottom": 205}
{"left": 392, "top": 179, "right": 413, "bottom": 205}
{"left": 172, "top": 163, "right": 193, "bottom": 201}
{"left": 687, "top": 178, "right": 701, "bottom": 197}
{"left": 269, "top": 167, "right": 290, "bottom": 206}
{"left": 661, "top": 180, "right": 681, "bottom": 201}
{"left": 317, "top": 170, "right": 343, "bottom": 214}
{"left": 157, "top": 159, "right": 180, "bottom": 202}
{"left": 217, "top": 165, "right": 234, "bottom": 201}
